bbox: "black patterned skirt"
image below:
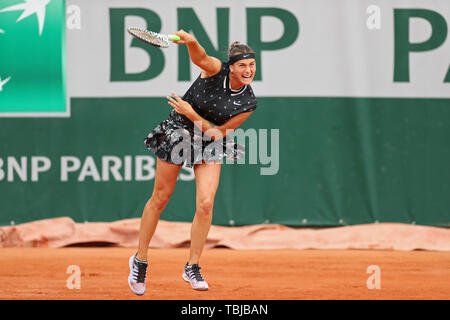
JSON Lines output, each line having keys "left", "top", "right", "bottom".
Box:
{"left": 144, "top": 110, "right": 245, "bottom": 168}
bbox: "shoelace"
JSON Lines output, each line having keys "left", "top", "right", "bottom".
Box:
{"left": 187, "top": 264, "right": 204, "bottom": 282}
{"left": 133, "top": 259, "right": 147, "bottom": 283}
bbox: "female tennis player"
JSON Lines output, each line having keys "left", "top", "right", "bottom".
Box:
{"left": 128, "top": 30, "right": 258, "bottom": 295}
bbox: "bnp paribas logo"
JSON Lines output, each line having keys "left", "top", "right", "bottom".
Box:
{"left": 0, "top": 0, "right": 66, "bottom": 117}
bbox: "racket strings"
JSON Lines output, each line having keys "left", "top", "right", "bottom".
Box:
{"left": 150, "top": 31, "right": 169, "bottom": 43}
{"left": 128, "top": 27, "right": 171, "bottom": 48}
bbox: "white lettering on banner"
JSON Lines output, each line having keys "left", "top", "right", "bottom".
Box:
{"left": 178, "top": 167, "right": 195, "bottom": 181}
{"left": 78, "top": 156, "right": 101, "bottom": 182}
{"left": 0, "top": 156, "right": 51, "bottom": 182}
{"left": 59, "top": 155, "right": 194, "bottom": 182}
{"left": 0, "top": 158, "right": 3, "bottom": 181}
{"left": 8, "top": 156, "right": 27, "bottom": 182}
{"left": 68, "top": 156, "right": 194, "bottom": 182}
{"left": 102, "top": 156, "right": 123, "bottom": 181}
{"left": 1, "top": 127, "right": 280, "bottom": 182}
{"left": 124, "top": 155, "right": 132, "bottom": 181}
{"left": 31, "top": 157, "right": 52, "bottom": 182}
{"left": 135, "top": 156, "right": 155, "bottom": 181}
{"left": 0, "top": 156, "right": 195, "bottom": 182}
{"left": 0, "top": 149, "right": 280, "bottom": 182}
{"left": 61, "top": 156, "right": 81, "bottom": 182}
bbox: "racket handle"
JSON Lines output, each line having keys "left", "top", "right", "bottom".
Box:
{"left": 169, "top": 34, "right": 181, "bottom": 41}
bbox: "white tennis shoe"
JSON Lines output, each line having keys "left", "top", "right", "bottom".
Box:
{"left": 128, "top": 254, "right": 148, "bottom": 295}
{"left": 182, "top": 263, "right": 209, "bottom": 291}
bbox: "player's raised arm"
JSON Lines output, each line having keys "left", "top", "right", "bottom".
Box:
{"left": 172, "top": 30, "right": 222, "bottom": 77}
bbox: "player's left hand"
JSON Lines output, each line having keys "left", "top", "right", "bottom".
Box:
{"left": 166, "top": 92, "right": 194, "bottom": 117}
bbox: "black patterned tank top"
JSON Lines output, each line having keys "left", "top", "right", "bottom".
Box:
{"left": 182, "top": 62, "right": 258, "bottom": 126}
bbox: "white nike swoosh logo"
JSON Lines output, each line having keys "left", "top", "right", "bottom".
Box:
{"left": 233, "top": 101, "right": 241, "bottom": 106}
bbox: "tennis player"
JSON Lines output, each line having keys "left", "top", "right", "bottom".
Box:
{"left": 128, "top": 30, "right": 258, "bottom": 295}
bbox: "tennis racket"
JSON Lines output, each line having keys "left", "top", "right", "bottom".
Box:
{"left": 127, "top": 27, "right": 180, "bottom": 48}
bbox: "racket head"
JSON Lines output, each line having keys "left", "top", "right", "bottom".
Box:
{"left": 127, "top": 28, "right": 171, "bottom": 48}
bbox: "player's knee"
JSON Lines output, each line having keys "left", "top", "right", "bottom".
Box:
{"left": 197, "top": 198, "right": 214, "bottom": 216}
{"left": 150, "top": 190, "right": 172, "bottom": 212}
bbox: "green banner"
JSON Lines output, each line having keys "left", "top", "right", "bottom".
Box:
{"left": 0, "top": 0, "right": 66, "bottom": 115}
{"left": 0, "top": 1, "right": 449, "bottom": 227}
{"left": 1, "top": 97, "right": 450, "bottom": 227}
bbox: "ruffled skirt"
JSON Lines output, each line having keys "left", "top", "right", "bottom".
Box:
{"left": 144, "top": 110, "right": 245, "bottom": 168}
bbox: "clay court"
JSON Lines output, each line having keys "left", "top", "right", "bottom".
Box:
{"left": 0, "top": 247, "right": 449, "bottom": 300}
{"left": 1, "top": 0, "right": 450, "bottom": 307}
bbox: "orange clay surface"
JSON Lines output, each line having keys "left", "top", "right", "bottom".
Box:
{"left": 0, "top": 247, "right": 449, "bottom": 300}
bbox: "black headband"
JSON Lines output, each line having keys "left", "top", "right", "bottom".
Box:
{"left": 227, "top": 52, "right": 255, "bottom": 65}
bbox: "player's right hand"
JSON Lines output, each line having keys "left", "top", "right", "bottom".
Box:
{"left": 172, "top": 30, "right": 196, "bottom": 45}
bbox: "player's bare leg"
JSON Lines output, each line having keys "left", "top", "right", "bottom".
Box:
{"left": 129, "top": 158, "right": 181, "bottom": 295}
{"left": 136, "top": 158, "right": 181, "bottom": 261}
{"left": 182, "top": 161, "right": 221, "bottom": 290}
